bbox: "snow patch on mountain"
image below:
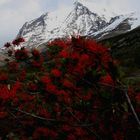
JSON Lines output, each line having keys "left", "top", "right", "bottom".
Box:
{"left": 17, "top": 1, "right": 140, "bottom": 47}
{"left": 128, "top": 12, "right": 140, "bottom": 30}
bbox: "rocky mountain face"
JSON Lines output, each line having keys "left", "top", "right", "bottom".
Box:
{"left": 101, "top": 26, "right": 140, "bottom": 66}
{"left": 17, "top": 2, "right": 140, "bottom": 48}
{"left": 92, "top": 13, "right": 139, "bottom": 40}
{"left": 100, "top": 26, "right": 140, "bottom": 81}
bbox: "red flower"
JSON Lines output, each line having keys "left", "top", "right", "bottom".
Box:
{"left": 31, "top": 56, "right": 44, "bottom": 68}
{"left": 80, "top": 54, "right": 90, "bottom": 63}
{"left": 49, "top": 39, "right": 68, "bottom": 49}
{"left": 102, "top": 53, "right": 112, "bottom": 69}
{"left": 4, "top": 42, "right": 11, "bottom": 48}
{"left": 28, "top": 82, "right": 38, "bottom": 92}
{"left": 63, "top": 79, "right": 74, "bottom": 88}
{"left": 32, "top": 49, "right": 40, "bottom": 59}
{"left": 0, "top": 111, "right": 7, "bottom": 119}
{"left": 12, "top": 37, "right": 25, "bottom": 46}
{"left": 38, "top": 107, "right": 51, "bottom": 118}
{"left": 17, "top": 37, "right": 25, "bottom": 43}
{"left": 41, "top": 74, "right": 51, "bottom": 84}
{"left": 15, "top": 47, "right": 29, "bottom": 61}
{"left": 82, "top": 90, "right": 92, "bottom": 101}
{"left": 0, "top": 81, "right": 20, "bottom": 101}
{"left": 46, "top": 84, "right": 58, "bottom": 93}
{"left": 86, "top": 39, "right": 106, "bottom": 54}
{"left": 51, "top": 69, "right": 62, "bottom": 78}
{"left": 71, "top": 52, "right": 80, "bottom": 60}
{"left": 19, "top": 70, "right": 26, "bottom": 81}
{"left": 12, "top": 81, "right": 21, "bottom": 92}
{"left": 59, "top": 50, "right": 69, "bottom": 58}
{"left": 19, "top": 93, "right": 35, "bottom": 102}
{"left": 12, "top": 39, "right": 19, "bottom": 46}
{"left": 99, "top": 73, "right": 114, "bottom": 86}
{"left": 56, "top": 90, "right": 71, "bottom": 104}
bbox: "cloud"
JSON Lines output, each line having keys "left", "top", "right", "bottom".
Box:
{"left": 0, "top": 0, "right": 75, "bottom": 47}
{"left": 79, "top": 0, "right": 138, "bottom": 14}
{"left": 0, "top": 0, "right": 12, "bottom": 6}
{"left": 0, "top": 0, "right": 44, "bottom": 46}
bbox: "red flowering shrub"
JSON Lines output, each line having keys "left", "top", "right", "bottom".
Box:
{"left": 0, "top": 81, "right": 21, "bottom": 101}
{"left": 0, "top": 37, "right": 139, "bottom": 139}
{"left": 15, "top": 47, "right": 29, "bottom": 61}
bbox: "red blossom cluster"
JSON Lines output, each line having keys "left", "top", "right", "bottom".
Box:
{"left": 0, "top": 37, "right": 139, "bottom": 139}
{"left": 4, "top": 37, "right": 25, "bottom": 48}
{"left": 3, "top": 37, "right": 26, "bottom": 59}
{"left": 0, "top": 81, "right": 21, "bottom": 101}
{"left": 15, "top": 47, "right": 29, "bottom": 61}
{"left": 4, "top": 42, "right": 11, "bottom": 48}
{"left": 12, "top": 37, "right": 25, "bottom": 46}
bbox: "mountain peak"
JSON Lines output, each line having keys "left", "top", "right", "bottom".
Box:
{"left": 73, "top": 1, "right": 88, "bottom": 11}
{"left": 41, "top": 12, "right": 48, "bottom": 19}
{"left": 74, "top": 1, "right": 83, "bottom": 6}
{"left": 72, "top": 1, "right": 93, "bottom": 17}
{"left": 17, "top": 2, "right": 140, "bottom": 48}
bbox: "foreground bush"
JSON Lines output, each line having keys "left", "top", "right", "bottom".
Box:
{"left": 0, "top": 37, "right": 139, "bottom": 139}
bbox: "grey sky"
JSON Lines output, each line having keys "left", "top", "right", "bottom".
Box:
{"left": 0, "top": 0, "right": 140, "bottom": 47}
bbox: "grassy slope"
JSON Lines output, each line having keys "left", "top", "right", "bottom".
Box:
{"left": 100, "top": 27, "right": 140, "bottom": 85}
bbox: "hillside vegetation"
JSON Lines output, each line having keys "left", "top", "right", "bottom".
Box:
{"left": 0, "top": 37, "right": 139, "bottom": 139}
{"left": 101, "top": 27, "right": 140, "bottom": 85}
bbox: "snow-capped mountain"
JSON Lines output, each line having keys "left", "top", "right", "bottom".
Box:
{"left": 17, "top": 1, "right": 140, "bottom": 47}
{"left": 91, "top": 12, "right": 140, "bottom": 40}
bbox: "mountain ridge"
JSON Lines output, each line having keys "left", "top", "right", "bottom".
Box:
{"left": 17, "top": 1, "right": 140, "bottom": 48}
